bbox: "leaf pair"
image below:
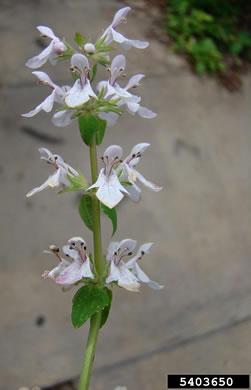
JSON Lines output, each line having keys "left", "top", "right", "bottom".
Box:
{"left": 72, "top": 285, "right": 112, "bottom": 329}
{"left": 78, "top": 195, "right": 117, "bottom": 236}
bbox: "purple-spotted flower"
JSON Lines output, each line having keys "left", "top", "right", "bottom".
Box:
{"left": 97, "top": 55, "right": 156, "bottom": 125}
{"left": 26, "top": 147, "right": 78, "bottom": 197}
{"left": 106, "top": 239, "right": 140, "bottom": 292}
{"left": 65, "top": 54, "right": 97, "bottom": 108}
{"left": 106, "top": 239, "right": 163, "bottom": 292}
{"left": 22, "top": 71, "right": 70, "bottom": 118}
{"left": 26, "top": 26, "right": 66, "bottom": 69}
{"left": 56, "top": 237, "right": 94, "bottom": 284}
{"left": 117, "top": 143, "right": 162, "bottom": 202}
{"left": 41, "top": 245, "right": 71, "bottom": 281}
{"left": 101, "top": 7, "right": 149, "bottom": 49}
{"left": 88, "top": 145, "right": 128, "bottom": 209}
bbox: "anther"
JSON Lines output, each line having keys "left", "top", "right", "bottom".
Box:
{"left": 141, "top": 251, "right": 145, "bottom": 255}
{"left": 128, "top": 252, "right": 132, "bottom": 256}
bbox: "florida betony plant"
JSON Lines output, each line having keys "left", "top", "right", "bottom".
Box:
{"left": 23, "top": 7, "right": 163, "bottom": 390}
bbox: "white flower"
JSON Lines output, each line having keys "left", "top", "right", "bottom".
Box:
{"left": 56, "top": 237, "right": 94, "bottom": 284}
{"left": 126, "top": 243, "right": 164, "bottom": 290}
{"left": 65, "top": 54, "right": 97, "bottom": 108}
{"left": 88, "top": 145, "right": 128, "bottom": 209}
{"left": 26, "top": 147, "right": 78, "bottom": 197}
{"left": 97, "top": 55, "right": 156, "bottom": 125}
{"left": 106, "top": 239, "right": 164, "bottom": 291}
{"left": 26, "top": 26, "right": 66, "bottom": 69}
{"left": 117, "top": 143, "right": 162, "bottom": 201}
{"left": 41, "top": 245, "right": 71, "bottom": 281}
{"left": 101, "top": 7, "right": 149, "bottom": 49}
{"left": 22, "top": 71, "right": 70, "bottom": 118}
{"left": 106, "top": 239, "right": 140, "bottom": 292}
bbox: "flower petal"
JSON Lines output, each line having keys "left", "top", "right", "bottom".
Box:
{"left": 26, "top": 177, "right": 51, "bottom": 197}
{"left": 124, "top": 182, "right": 141, "bottom": 202}
{"left": 112, "top": 6, "right": 131, "bottom": 28}
{"left": 133, "top": 169, "right": 162, "bottom": 192}
{"left": 95, "top": 171, "right": 128, "bottom": 209}
{"left": 80, "top": 256, "right": 94, "bottom": 279}
{"left": 104, "top": 145, "right": 123, "bottom": 161}
{"left": 111, "top": 30, "right": 149, "bottom": 49}
{"left": 106, "top": 241, "right": 120, "bottom": 262}
{"left": 56, "top": 259, "right": 83, "bottom": 285}
{"left": 71, "top": 53, "right": 89, "bottom": 73}
{"left": 98, "top": 112, "right": 119, "bottom": 127}
{"left": 65, "top": 79, "right": 97, "bottom": 108}
{"left": 32, "top": 71, "right": 56, "bottom": 88}
{"left": 37, "top": 25, "right": 58, "bottom": 40}
{"left": 137, "top": 106, "right": 156, "bottom": 118}
{"left": 110, "top": 54, "right": 126, "bottom": 85}
{"left": 25, "top": 40, "right": 54, "bottom": 69}
{"left": 125, "top": 74, "right": 145, "bottom": 90}
{"left": 22, "top": 90, "right": 56, "bottom": 117}
{"left": 38, "top": 147, "right": 53, "bottom": 160}
{"left": 131, "top": 143, "right": 150, "bottom": 156}
{"left": 119, "top": 239, "right": 137, "bottom": 253}
{"left": 52, "top": 110, "right": 73, "bottom": 127}
{"left": 106, "top": 262, "right": 140, "bottom": 292}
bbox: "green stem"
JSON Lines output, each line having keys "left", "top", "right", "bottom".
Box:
{"left": 78, "top": 312, "right": 102, "bottom": 390}
{"left": 89, "top": 137, "right": 103, "bottom": 277}
{"left": 78, "top": 137, "right": 103, "bottom": 390}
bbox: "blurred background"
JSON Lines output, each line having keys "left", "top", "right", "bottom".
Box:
{"left": 0, "top": 0, "right": 251, "bottom": 389}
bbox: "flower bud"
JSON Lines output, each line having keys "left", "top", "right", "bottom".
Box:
{"left": 54, "top": 41, "right": 65, "bottom": 55}
{"left": 84, "top": 43, "right": 96, "bottom": 54}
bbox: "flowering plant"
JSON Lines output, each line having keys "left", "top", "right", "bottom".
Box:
{"left": 23, "top": 7, "right": 163, "bottom": 390}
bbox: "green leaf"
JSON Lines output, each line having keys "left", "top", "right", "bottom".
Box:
{"left": 59, "top": 171, "right": 89, "bottom": 194}
{"left": 100, "top": 288, "right": 112, "bottom": 328}
{"left": 74, "top": 32, "right": 85, "bottom": 46}
{"left": 72, "top": 285, "right": 110, "bottom": 328}
{"left": 96, "top": 119, "right": 106, "bottom": 145}
{"left": 101, "top": 204, "right": 117, "bottom": 236}
{"left": 78, "top": 115, "right": 106, "bottom": 145}
{"left": 90, "top": 63, "right": 98, "bottom": 83}
{"left": 120, "top": 181, "right": 133, "bottom": 186}
{"left": 78, "top": 195, "right": 93, "bottom": 231}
